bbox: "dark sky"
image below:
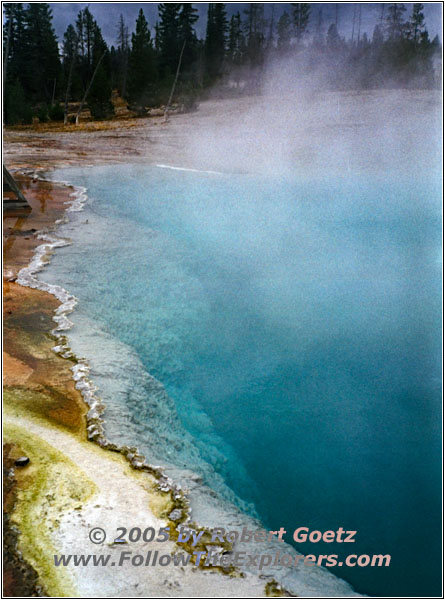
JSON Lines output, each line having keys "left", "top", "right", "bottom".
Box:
{"left": 47, "top": 2, "right": 442, "bottom": 46}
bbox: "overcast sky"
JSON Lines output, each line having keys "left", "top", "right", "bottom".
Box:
{"left": 45, "top": 3, "right": 442, "bottom": 46}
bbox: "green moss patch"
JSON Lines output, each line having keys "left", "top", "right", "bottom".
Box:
{"left": 4, "top": 422, "right": 97, "bottom": 597}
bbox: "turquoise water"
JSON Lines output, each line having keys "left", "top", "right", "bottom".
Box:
{"left": 47, "top": 165, "right": 441, "bottom": 596}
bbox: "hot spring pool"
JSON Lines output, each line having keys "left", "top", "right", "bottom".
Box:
{"left": 43, "top": 164, "right": 441, "bottom": 596}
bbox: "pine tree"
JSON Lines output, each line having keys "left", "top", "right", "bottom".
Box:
{"left": 372, "top": 24, "right": 384, "bottom": 46}
{"left": 62, "top": 24, "right": 80, "bottom": 121}
{"left": 76, "top": 7, "right": 96, "bottom": 67}
{"left": 178, "top": 3, "right": 199, "bottom": 71}
{"left": 116, "top": 14, "right": 130, "bottom": 97}
{"left": 214, "top": 4, "right": 228, "bottom": 57}
{"left": 63, "top": 25, "right": 78, "bottom": 67}
{"left": 385, "top": 3, "right": 407, "bottom": 41}
{"left": 292, "top": 3, "right": 311, "bottom": 43}
{"left": 3, "top": 3, "right": 32, "bottom": 123}
{"left": 154, "top": 22, "right": 161, "bottom": 53}
{"left": 75, "top": 10, "right": 85, "bottom": 57}
{"left": 228, "top": 12, "right": 245, "bottom": 66}
{"left": 205, "top": 5, "right": 215, "bottom": 53}
{"left": 23, "top": 3, "right": 61, "bottom": 103}
{"left": 71, "top": 9, "right": 114, "bottom": 121}
{"left": 266, "top": 4, "right": 275, "bottom": 49}
{"left": 205, "top": 3, "right": 228, "bottom": 81}
{"left": 312, "top": 9, "right": 324, "bottom": 48}
{"left": 88, "top": 20, "right": 114, "bottom": 119}
{"left": 3, "top": 3, "right": 27, "bottom": 84}
{"left": 127, "top": 9, "right": 157, "bottom": 109}
{"left": 157, "top": 3, "right": 182, "bottom": 76}
{"left": 277, "top": 12, "right": 292, "bottom": 53}
{"left": 75, "top": 7, "right": 97, "bottom": 89}
{"left": 244, "top": 3, "right": 266, "bottom": 67}
{"left": 326, "top": 23, "right": 341, "bottom": 50}
{"left": 4, "top": 78, "right": 33, "bottom": 124}
{"left": 407, "top": 3, "right": 426, "bottom": 44}
{"left": 88, "top": 62, "right": 114, "bottom": 119}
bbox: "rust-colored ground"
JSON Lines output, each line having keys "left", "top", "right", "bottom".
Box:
{"left": 4, "top": 177, "right": 71, "bottom": 278}
{"left": 3, "top": 176, "right": 86, "bottom": 433}
{"left": 3, "top": 176, "right": 87, "bottom": 595}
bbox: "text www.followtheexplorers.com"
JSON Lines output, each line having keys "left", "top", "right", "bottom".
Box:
{"left": 54, "top": 550, "right": 391, "bottom": 570}
{"left": 55, "top": 526, "right": 391, "bottom": 570}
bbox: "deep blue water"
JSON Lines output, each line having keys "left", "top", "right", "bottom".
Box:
{"left": 49, "top": 165, "right": 441, "bottom": 596}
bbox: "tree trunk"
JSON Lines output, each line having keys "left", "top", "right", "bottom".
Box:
{"left": 268, "top": 5, "right": 275, "bottom": 47}
{"left": 4, "top": 17, "right": 12, "bottom": 85}
{"left": 164, "top": 41, "right": 186, "bottom": 122}
{"left": 51, "top": 78, "right": 57, "bottom": 106}
{"left": 75, "top": 52, "right": 105, "bottom": 125}
{"left": 351, "top": 4, "right": 356, "bottom": 42}
{"left": 357, "top": 5, "right": 362, "bottom": 42}
{"left": 121, "top": 46, "right": 128, "bottom": 99}
{"left": 121, "top": 55, "right": 128, "bottom": 99}
{"left": 64, "top": 57, "right": 75, "bottom": 125}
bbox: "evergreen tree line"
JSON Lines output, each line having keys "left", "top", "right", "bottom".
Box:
{"left": 3, "top": 3, "right": 441, "bottom": 125}
{"left": 275, "top": 2, "right": 442, "bottom": 91}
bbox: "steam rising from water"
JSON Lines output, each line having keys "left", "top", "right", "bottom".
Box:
{"left": 174, "top": 75, "right": 441, "bottom": 178}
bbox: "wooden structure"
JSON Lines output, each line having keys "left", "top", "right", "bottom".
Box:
{"left": 3, "top": 165, "right": 31, "bottom": 215}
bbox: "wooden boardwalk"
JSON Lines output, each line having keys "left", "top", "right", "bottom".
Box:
{"left": 3, "top": 165, "right": 32, "bottom": 216}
